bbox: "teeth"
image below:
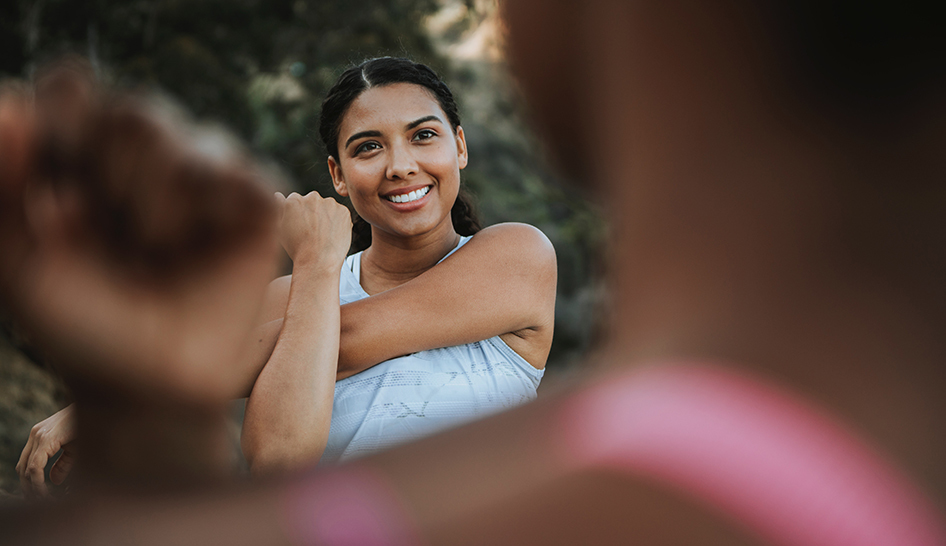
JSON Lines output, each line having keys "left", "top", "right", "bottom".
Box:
{"left": 388, "top": 186, "right": 429, "bottom": 203}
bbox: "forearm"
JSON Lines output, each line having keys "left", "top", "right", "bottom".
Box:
{"left": 230, "top": 318, "right": 282, "bottom": 397}
{"left": 335, "top": 224, "right": 557, "bottom": 377}
{"left": 241, "top": 264, "right": 341, "bottom": 474}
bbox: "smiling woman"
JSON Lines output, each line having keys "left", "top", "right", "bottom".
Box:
{"left": 237, "top": 57, "right": 557, "bottom": 469}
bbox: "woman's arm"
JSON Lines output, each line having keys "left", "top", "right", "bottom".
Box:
{"left": 240, "top": 192, "right": 351, "bottom": 474}
{"left": 338, "top": 222, "right": 557, "bottom": 376}
{"left": 254, "top": 222, "right": 557, "bottom": 381}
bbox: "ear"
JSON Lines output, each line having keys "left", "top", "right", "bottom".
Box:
{"left": 328, "top": 156, "right": 348, "bottom": 196}
{"left": 455, "top": 126, "right": 468, "bottom": 170}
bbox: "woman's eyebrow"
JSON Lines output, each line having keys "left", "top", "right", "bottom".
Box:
{"left": 344, "top": 116, "right": 443, "bottom": 149}
{"left": 345, "top": 130, "right": 382, "bottom": 149}
{"left": 406, "top": 115, "right": 443, "bottom": 130}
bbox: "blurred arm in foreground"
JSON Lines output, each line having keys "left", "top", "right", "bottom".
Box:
{"left": 0, "top": 61, "right": 280, "bottom": 493}
{"left": 5, "top": 1, "right": 946, "bottom": 545}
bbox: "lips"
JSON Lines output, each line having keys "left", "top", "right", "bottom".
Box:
{"left": 384, "top": 185, "right": 430, "bottom": 203}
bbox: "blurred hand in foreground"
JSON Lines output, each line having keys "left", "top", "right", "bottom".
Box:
{"left": 0, "top": 62, "right": 280, "bottom": 405}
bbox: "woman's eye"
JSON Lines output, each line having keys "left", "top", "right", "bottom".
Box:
{"left": 413, "top": 129, "right": 436, "bottom": 141}
{"left": 354, "top": 141, "right": 381, "bottom": 155}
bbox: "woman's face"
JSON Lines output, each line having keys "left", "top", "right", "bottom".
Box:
{"left": 329, "top": 83, "right": 467, "bottom": 242}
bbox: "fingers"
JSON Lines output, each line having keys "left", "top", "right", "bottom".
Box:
{"left": 16, "top": 405, "right": 76, "bottom": 497}
{"left": 15, "top": 433, "right": 35, "bottom": 494}
{"left": 276, "top": 190, "right": 351, "bottom": 262}
{"left": 13, "top": 65, "right": 279, "bottom": 283}
{"left": 26, "top": 451, "right": 50, "bottom": 498}
{"left": 50, "top": 444, "right": 76, "bottom": 485}
{"left": 16, "top": 422, "right": 58, "bottom": 497}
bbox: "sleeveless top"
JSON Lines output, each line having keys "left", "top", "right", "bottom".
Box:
{"left": 319, "top": 236, "right": 545, "bottom": 464}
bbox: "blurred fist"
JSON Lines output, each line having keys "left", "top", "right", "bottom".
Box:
{"left": 276, "top": 191, "right": 352, "bottom": 270}
{"left": 0, "top": 58, "right": 282, "bottom": 402}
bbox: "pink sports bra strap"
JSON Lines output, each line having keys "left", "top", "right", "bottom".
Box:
{"left": 281, "top": 467, "right": 420, "bottom": 546}
{"left": 559, "top": 363, "right": 946, "bottom": 546}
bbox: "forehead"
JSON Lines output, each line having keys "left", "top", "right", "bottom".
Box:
{"left": 339, "top": 83, "right": 445, "bottom": 136}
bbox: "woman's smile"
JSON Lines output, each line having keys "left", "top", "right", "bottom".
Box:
{"left": 383, "top": 184, "right": 432, "bottom": 209}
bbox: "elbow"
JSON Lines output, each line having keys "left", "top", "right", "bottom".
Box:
{"left": 240, "top": 433, "right": 268, "bottom": 474}
{"left": 241, "top": 430, "right": 327, "bottom": 476}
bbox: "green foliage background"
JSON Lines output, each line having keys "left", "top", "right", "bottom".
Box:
{"left": 0, "top": 0, "right": 607, "bottom": 493}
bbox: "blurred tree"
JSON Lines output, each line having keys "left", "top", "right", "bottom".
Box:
{"left": 2, "top": 0, "right": 442, "bottom": 188}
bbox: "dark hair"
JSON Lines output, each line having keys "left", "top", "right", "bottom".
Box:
{"left": 319, "top": 57, "right": 480, "bottom": 252}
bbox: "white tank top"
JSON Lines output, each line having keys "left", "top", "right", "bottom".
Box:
{"left": 320, "top": 236, "right": 544, "bottom": 463}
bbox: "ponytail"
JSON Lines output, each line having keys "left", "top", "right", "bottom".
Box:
{"left": 451, "top": 186, "right": 481, "bottom": 237}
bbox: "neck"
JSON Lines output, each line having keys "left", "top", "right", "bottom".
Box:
{"left": 360, "top": 220, "right": 460, "bottom": 294}
{"left": 71, "top": 389, "right": 234, "bottom": 493}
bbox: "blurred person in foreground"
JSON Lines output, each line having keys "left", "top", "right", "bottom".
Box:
{"left": 0, "top": 59, "right": 294, "bottom": 494}
{"left": 3, "top": 1, "right": 946, "bottom": 545}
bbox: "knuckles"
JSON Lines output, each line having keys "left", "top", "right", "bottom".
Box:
{"left": 30, "top": 424, "right": 44, "bottom": 439}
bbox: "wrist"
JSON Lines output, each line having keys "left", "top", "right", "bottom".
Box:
{"left": 291, "top": 250, "right": 345, "bottom": 274}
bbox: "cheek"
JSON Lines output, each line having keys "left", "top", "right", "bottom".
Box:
{"left": 429, "top": 149, "right": 463, "bottom": 182}
{"left": 342, "top": 166, "right": 379, "bottom": 196}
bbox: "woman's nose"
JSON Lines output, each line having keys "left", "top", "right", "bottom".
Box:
{"left": 385, "top": 142, "right": 418, "bottom": 180}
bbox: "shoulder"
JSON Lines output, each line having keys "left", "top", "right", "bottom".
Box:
{"left": 467, "top": 223, "right": 557, "bottom": 271}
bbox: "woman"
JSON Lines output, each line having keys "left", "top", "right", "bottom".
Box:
{"left": 240, "top": 57, "right": 556, "bottom": 470}
{"left": 17, "top": 57, "right": 557, "bottom": 483}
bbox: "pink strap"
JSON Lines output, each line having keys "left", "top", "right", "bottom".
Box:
{"left": 281, "top": 467, "right": 420, "bottom": 546}
{"left": 560, "top": 363, "right": 946, "bottom": 546}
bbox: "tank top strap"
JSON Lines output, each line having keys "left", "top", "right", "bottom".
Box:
{"left": 349, "top": 250, "right": 363, "bottom": 283}
{"left": 348, "top": 235, "right": 471, "bottom": 285}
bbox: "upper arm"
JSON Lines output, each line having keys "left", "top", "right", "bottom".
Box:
{"left": 338, "top": 223, "right": 557, "bottom": 374}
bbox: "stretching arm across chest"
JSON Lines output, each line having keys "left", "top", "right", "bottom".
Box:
{"left": 244, "top": 223, "right": 556, "bottom": 386}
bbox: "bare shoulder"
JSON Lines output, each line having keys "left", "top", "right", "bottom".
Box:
{"left": 464, "top": 223, "right": 557, "bottom": 273}
{"left": 466, "top": 224, "right": 557, "bottom": 368}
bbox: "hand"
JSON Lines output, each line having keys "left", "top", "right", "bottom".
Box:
{"left": 16, "top": 404, "right": 77, "bottom": 498}
{"left": 275, "top": 191, "right": 352, "bottom": 270}
{"left": 0, "top": 64, "right": 280, "bottom": 403}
